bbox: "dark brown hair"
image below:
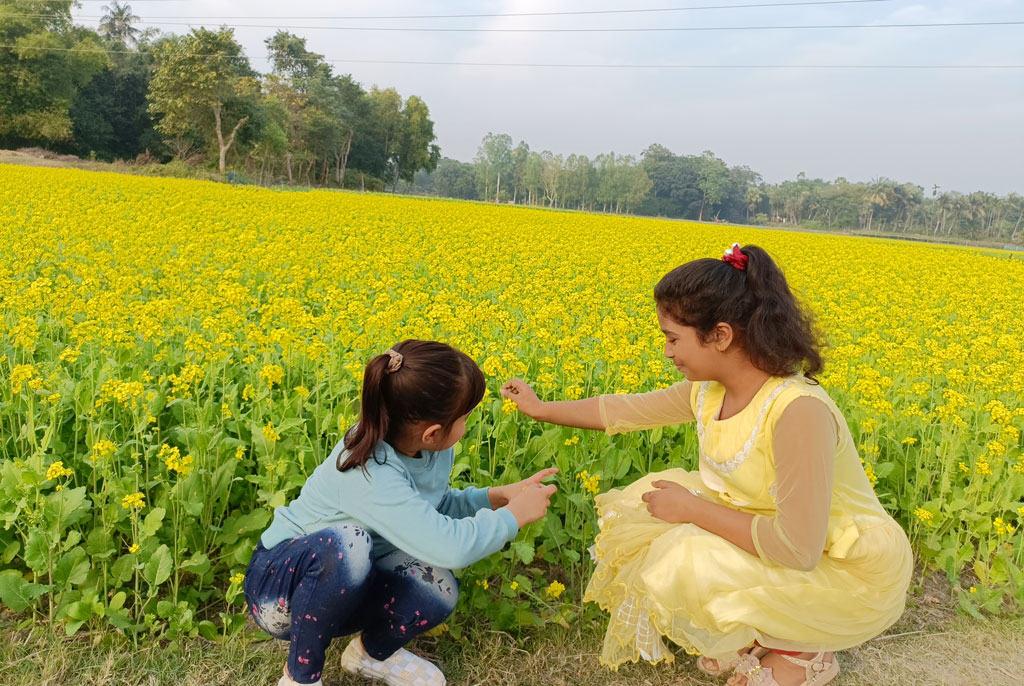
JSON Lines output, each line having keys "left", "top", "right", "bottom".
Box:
{"left": 653, "top": 245, "right": 824, "bottom": 380}
{"left": 338, "top": 340, "right": 485, "bottom": 472}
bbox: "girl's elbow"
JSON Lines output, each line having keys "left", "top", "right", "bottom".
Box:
{"left": 792, "top": 558, "right": 819, "bottom": 572}
{"left": 786, "top": 551, "right": 821, "bottom": 572}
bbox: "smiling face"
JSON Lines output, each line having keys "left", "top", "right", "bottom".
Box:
{"left": 657, "top": 308, "right": 732, "bottom": 381}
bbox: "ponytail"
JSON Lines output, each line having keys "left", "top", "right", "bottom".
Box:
{"left": 338, "top": 340, "right": 486, "bottom": 472}
{"left": 740, "top": 246, "right": 823, "bottom": 380}
{"left": 339, "top": 353, "right": 394, "bottom": 471}
{"left": 654, "top": 245, "right": 823, "bottom": 380}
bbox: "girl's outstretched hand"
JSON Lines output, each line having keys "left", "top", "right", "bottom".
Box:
{"left": 500, "top": 378, "right": 543, "bottom": 418}
{"left": 642, "top": 480, "right": 701, "bottom": 524}
{"left": 488, "top": 467, "right": 559, "bottom": 508}
{"left": 505, "top": 480, "right": 558, "bottom": 528}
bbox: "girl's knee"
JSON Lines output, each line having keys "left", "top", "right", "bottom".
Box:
{"left": 251, "top": 597, "right": 293, "bottom": 639}
{"left": 416, "top": 567, "right": 459, "bottom": 616}
{"left": 320, "top": 525, "right": 374, "bottom": 581}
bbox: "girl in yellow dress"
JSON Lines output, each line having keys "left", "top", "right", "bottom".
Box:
{"left": 501, "top": 244, "right": 912, "bottom": 686}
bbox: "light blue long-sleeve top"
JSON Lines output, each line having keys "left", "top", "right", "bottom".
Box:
{"left": 259, "top": 439, "right": 519, "bottom": 569}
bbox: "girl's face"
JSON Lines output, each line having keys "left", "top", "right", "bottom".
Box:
{"left": 436, "top": 411, "right": 471, "bottom": 450}
{"left": 657, "top": 308, "right": 722, "bottom": 381}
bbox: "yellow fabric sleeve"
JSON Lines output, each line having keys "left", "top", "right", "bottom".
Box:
{"left": 751, "top": 395, "right": 837, "bottom": 571}
{"left": 598, "top": 381, "right": 695, "bottom": 436}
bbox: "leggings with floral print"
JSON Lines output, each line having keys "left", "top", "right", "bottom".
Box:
{"left": 243, "top": 525, "right": 458, "bottom": 684}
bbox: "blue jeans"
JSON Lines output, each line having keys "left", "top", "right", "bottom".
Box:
{"left": 243, "top": 525, "right": 459, "bottom": 684}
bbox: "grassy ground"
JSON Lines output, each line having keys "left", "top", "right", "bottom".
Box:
{"left": 3, "top": 580, "right": 1022, "bottom": 686}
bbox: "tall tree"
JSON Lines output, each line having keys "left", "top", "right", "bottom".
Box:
{"left": 696, "top": 150, "right": 729, "bottom": 221}
{"left": 434, "top": 158, "right": 478, "bottom": 200}
{"left": 148, "top": 28, "right": 259, "bottom": 172}
{"left": 367, "top": 87, "right": 404, "bottom": 188}
{"left": 474, "top": 132, "right": 513, "bottom": 201}
{"left": 0, "top": 1, "right": 107, "bottom": 146}
{"left": 393, "top": 95, "right": 440, "bottom": 189}
{"left": 98, "top": 2, "right": 141, "bottom": 47}
{"left": 510, "top": 140, "right": 530, "bottom": 204}
{"left": 523, "top": 151, "right": 544, "bottom": 205}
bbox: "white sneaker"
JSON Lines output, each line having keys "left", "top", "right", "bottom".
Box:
{"left": 278, "top": 665, "right": 322, "bottom": 686}
{"left": 340, "top": 635, "right": 446, "bottom": 686}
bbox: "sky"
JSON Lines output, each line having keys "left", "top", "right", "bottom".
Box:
{"left": 71, "top": 0, "right": 1024, "bottom": 195}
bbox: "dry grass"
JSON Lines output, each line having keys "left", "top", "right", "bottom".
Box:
{"left": 3, "top": 587, "right": 1021, "bottom": 686}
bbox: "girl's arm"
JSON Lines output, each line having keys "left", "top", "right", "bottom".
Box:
{"left": 642, "top": 396, "right": 836, "bottom": 569}
{"left": 501, "top": 378, "right": 695, "bottom": 432}
{"left": 501, "top": 378, "right": 604, "bottom": 429}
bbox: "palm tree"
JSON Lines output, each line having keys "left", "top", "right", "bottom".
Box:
{"left": 863, "top": 178, "right": 892, "bottom": 231}
{"left": 99, "top": 2, "right": 141, "bottom": 47}
{"left": 744, "top": 185, "right": 764, "bottom": 222}
{"left": 1008, "top": 193, "right": 1024, "bottom": 242}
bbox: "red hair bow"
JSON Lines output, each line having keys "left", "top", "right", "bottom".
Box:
{"left": 722, "top": 243, "right": 748, "bottom": 270}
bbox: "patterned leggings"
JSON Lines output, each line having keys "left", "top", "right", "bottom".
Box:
{"left": 243, "top": 525, "right": 458, "bottom": 684}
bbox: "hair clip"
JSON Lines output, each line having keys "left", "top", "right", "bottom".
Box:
{"left": 722, "top": 243, "right": 748, "bottom": 270}
{"left": 384, "top": 349, "right": 403, "bottom": 373}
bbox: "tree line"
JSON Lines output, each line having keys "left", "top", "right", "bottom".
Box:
{"left": 0, "top": 1, "right": 439, "bottom": 188}
{"left": 2, "top": 1, "right": 1020, "bottom": 243}
{"left": 409, "top": 138, "right": 1022, "bottom": 244}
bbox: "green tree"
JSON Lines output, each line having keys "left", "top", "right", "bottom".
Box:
{"left": 147, "top": 28, "right": 258, "bottom": 172}
{"left": 394, "top": 95, "right": 440, "bottom": 189}
{"left": 66, "top": 32, "right": 162, "bottom": 161}
{"left": 510, "top": 140, "right": 530, "bottom": 203}
{"left": 0, "top": 1, "right": 107, "bottom": 146}
{"left": 696, "top": 150, "right": 729, "bottom": 221}
{"left": 474, "top": 132, "right": 513, "bottom": 201}
{"left": 434, "top": 158, "right": 478, "bottom": 200}
{"left": 98, "top": 1, "right": 141, "bottom": 48}
{"left": 523, "top": 151, "right": 544, "bottom": 205}
{"left": 745, "top": 185, "right": 765, "bottom": 222}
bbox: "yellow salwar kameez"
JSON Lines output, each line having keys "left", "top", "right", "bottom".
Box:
{"left": 583, "top": 375, "right": 913, "bottom": 668}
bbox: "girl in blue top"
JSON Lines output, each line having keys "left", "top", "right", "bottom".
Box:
{"left": 245, "top": 340, "right": 558, "bottom": 686}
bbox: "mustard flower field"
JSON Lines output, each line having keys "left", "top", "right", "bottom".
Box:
{"left": 1, "top": 165, "right": 1022, "bottom": 639}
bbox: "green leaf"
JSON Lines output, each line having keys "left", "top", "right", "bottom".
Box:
{"left": 85, "top": 528, "right": 115, "bottom": 560}
{"left": 111, "top": 553, "right": 137, "bottom": 583}
{"left": 64, "top": 620, "right": 87, "bottom": 636}
{"left": 947, "top": 498, "right": 970, "bottom": 512}
{"left": 53, "top": 546, "right": 90, "bottom": 587}
{"left": 0, "top": 571, "right": 49, "bottom": 613}
{"left": 23, "top": 531, "right": 49, "bottom": 572}
{"left": 144, "top": 544, "right": 173, "bottom": 588}
{"left": 2, "top": 540, "right": 20, "bottom": 565}
{"left": 109, "top": 591, "right": 127, "bottom": 612}
{"left": 958, "top": 592, "right": 986, "bottom": 620}
{"left": 65, "top": 600, "right": 94, "bottom": 622}
{"left": 198, "top": 619, "right": 219, "bottom": 642}
{"left": 182, "top": 500, "right": 204, "bottom": 517}
{"left": 107, "top": 609, "right": 132, "bottom": 631}
{"left": 142, "top": 507, "right": 166, "bottom": 538}
{"left": 43, "top": 486, "right": 90, "bottom": 533}
{"left": 509, "top": 540, "right": 535, "bottom": 565}
{"left": 180, "top": 553, "right": 211, "bottom": 576}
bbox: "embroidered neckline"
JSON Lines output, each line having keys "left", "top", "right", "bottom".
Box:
{"left": 696, "top": 378, "right": 797, "bottom": 474}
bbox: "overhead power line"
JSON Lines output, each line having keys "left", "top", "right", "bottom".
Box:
{"left": 1, "top": 44, "right": 1021, "bottom": 69}
{"left": 57, "top": 0, "right": 894, "bottom": 8}
{"left": 46, "top": 18, "right": 1024, "bottom": 33}
{"left": 43, "top": 0, "right": 901, "bottom": 20}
